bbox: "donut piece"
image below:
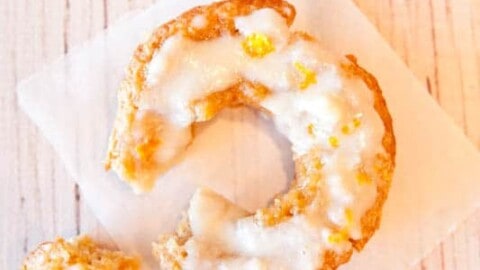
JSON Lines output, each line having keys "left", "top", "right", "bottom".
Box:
{"left": 21, "top": 236, "right": 140, "bottom": 269}
{"left": 106, "top": 0, "right": 395, "bottom": 269}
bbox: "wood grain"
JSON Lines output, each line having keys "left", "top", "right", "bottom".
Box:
{"left": 0, "top": 0, "right": 479, "bottom": 269}
{"left": 352, "top": 0, "right": 480, "bottom": 269}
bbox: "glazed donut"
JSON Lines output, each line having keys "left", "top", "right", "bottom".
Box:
{"left": 21, "top": 236, "right": 140, "bottom": 269}
{"left": 106, "top": 0, "right": 395, "bottom": 269}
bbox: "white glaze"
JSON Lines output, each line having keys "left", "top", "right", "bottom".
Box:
{"left": 143, "top": 8, "right": 385, "bottom": 269}
{"left": 185, "top": 189, "right": 341, "bottom": 270}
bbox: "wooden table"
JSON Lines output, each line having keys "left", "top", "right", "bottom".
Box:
{"left": 1, "top": 0, "right": 479, "bottom": 269}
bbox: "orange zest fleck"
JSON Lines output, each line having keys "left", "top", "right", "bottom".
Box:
{"left": 353, "top": 114, "right": 362, "bottom": 128}
{"left": 356, "top": 170, "right": 371, "bottom": 185}
{"left": 328, "top": 136, "right": 340, "bottom": 148}
{"left": 328, "top": 210, "right": 353, "bottom": 244}
{"left": 242, "top": 33, "right": 275, "bottom": 58}
{"left": 294, "top": 62, "right": 317, "bottom": 90}
{"left": 344, "top": 208, "right": 354, "bottom": 226}
{"left": 328, "top": 231, "right": 348, "bottom": 244}
{"left": 342, "top": 114, "right": 363, "bottom": 135}
{"left": 312, "top": 158, "right": 323, "bottom": 171}
{"left": 307, "top": 123, "right": 315, "bottom": 137}
{"left": 341, "top": 125, "right": 350, "bottom": 135}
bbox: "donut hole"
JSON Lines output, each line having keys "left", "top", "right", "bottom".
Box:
{"left": 190, "top": 106, "right": 294, "bottom": 212}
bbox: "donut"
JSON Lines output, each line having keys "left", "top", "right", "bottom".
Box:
{"left": 105, "top": 0, "right": 396, "bottom": 269}
{"left": 21, "top": 236, "right": 140, "bottom": 269}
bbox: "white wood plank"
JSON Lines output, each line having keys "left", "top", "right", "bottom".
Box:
{"left": 355, "top": 0, "right": 480, "bottom": 269}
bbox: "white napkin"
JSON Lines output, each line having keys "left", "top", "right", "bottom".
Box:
{"left": 17, "top": 0, "right": 480, "bottom": 269}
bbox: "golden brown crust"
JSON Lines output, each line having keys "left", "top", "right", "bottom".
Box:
{"left": 153, "top": 215, "right": 192, "bottom": 270}
{"left": 108, "top": 0, "right": 395, "bottom": 269}
{"left": 22, "top": 236, "right": 140, "bottom": 270}
{"left": 341, "top": 55, "right": 396, "bottom": 251}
